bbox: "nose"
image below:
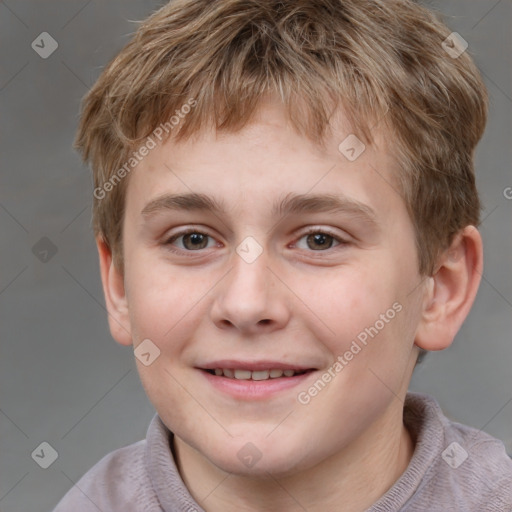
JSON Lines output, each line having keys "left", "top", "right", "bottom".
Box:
{"left": 210, "top": 247, "right": 290, "bottom": 335}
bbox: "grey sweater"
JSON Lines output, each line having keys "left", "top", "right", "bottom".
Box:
{"left": 53, "top": 392, "right": 512, "bottom": 511}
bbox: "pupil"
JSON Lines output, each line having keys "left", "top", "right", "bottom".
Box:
{"left": 308, "top": 233, "right": 332, "bottom": 250}
{"left": 185, "top": 233, "right": 207, "bottom": 249}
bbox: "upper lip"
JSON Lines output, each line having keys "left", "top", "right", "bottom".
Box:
{"left": 198, "top": 360, "right": 316, "bottom": 371}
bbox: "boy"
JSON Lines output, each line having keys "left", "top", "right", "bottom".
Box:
{"left": 54, "top": 0, "right": 512, "bottom": 510}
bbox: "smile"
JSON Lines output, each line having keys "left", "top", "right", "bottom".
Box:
{"left": 198, "top": 362, "right": 317, "bottom": 400}
{"left": 205, "top": 368, "right": 310, "bottom": 380}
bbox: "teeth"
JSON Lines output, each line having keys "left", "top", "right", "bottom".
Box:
{"left": 211, "top": 368, "right": 306, "bottom": 380}
{"left": 251, "top": 370, "right": 270, "bottom": 381}
{"left": 234, "top": 369, "right": 252, "bottom": 380}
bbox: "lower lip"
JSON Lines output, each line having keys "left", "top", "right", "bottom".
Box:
{"left": 200, "top": 370, "right": 314, "bottom": 400}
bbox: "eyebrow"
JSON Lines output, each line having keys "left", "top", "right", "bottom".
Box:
{"left": 141, "top": 192, "right": 378, "bottom": 225}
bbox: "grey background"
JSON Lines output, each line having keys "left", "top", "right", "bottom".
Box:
{"left": 0, "top": 1, "right": 510, "bottom": 511}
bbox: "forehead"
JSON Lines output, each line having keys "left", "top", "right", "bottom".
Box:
{"left": 124, "top": 101, "right": 403, "bottom": 225}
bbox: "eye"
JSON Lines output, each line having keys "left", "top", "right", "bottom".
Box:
{"left": 163, "top": 227, "right": 348, "bottom": 256}
{"left": 294, "top": 228, "right": 347, "bottom": 251}
{"left": 164, "top": 229, "right": 218, "bottom": 252}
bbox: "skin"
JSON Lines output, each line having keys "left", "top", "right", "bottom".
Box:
{"left": 97, "top": 97, "right": 483, "bottom": 511}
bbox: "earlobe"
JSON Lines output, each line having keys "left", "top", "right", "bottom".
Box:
{"left": 96, "top": 236, "right": 133, "bottom": 346}
{"left": 414, "top": 226, "right": 483, "bottom": 352}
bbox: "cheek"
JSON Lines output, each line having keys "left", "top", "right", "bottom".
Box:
{"left": 125, "top": 254, "right": 202, "bottom": 348}
{"left": 302, "top": 263, "right": 400, "bottom": 354}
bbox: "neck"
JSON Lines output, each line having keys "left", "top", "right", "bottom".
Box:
{"left": 173, "top": 402, "right": 415, "bottom": 512}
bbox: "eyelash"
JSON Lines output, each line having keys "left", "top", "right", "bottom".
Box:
{"left": 163, "top": 227, "right": 348, "bottom": 256}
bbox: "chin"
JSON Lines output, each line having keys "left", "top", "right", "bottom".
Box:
{"left": 204, "top": 436, "right": 315, "bottom": 478}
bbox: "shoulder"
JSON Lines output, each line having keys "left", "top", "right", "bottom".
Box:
{"left": 52, "top": 439, "right": 149, "bottom": 512}
{"left": 441, "top": 417, "right": 512, "bottom": 509}
{"left": 405, "top": 392, "right": 512, "bottom": 511}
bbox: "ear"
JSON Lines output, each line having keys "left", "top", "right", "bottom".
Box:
{"left": 96, "top": 236, "right": 133, "bottom": 346}
{"left": 415, "top": 225, "right": 483, "bottom": 351}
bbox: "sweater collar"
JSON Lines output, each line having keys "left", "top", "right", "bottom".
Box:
{"left": 145, "top": 414, "right": 206, "bottom": 511}
{"left": 367, "top": 392, "right": 446, "bottom": 511}
{"left": 145, "top": 392, "right": 444, "bottom": 512}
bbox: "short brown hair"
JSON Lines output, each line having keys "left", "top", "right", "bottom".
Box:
{"left": 75, "top": 0, "right": 488, "bottom": 277}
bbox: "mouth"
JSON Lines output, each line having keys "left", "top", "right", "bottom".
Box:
{"left": 202, "top": 368, "right": 312, "bottom": 380}
{"left": 197, "top": 361, "right": 317, "bottom": 399}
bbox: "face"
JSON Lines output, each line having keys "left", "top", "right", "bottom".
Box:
{"left": 117, "top": 99, "right": 425, "bottom": 476}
